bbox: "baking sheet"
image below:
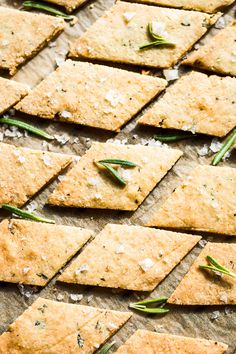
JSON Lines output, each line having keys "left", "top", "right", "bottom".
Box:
{"left": 0, "top": 0, "right": 235, "bottom": 352}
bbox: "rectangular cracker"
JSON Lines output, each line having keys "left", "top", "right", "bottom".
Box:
{"left": 58, "top": 224, "right": 201, "bottom": 291}
{"left": 125, "top": 0, "right": 234, "bottom": 13}
{"left": 0, "top": 219, "right": 93, "bottom": 286}
{"left": 69, "top": 1, "right": 220, "bottom": 68}
{"left": 0, "top": 6, "right": 65, "bottom": 75}
{"left": 183, "top": 21, "right": 236, "bottom": 76}
{"left": 48, "top": 142, "right": 182, "bottom": 211}
{"left": 0, "top": 297, "right": 132, "bottom": 353}
{"left": 0, "top": 142, "right": 72, "bottom": 207}
{"left": 15, "top": 60, "right": 167, "bottom": 132}
{"left": 138, "top": 71, "right": 236, "bottom": 137}
{"left": 168, "top": 242, "right": 236, "bottom": 305}
{"left": 147, "top": 165, "right": 236, "bottom": 236}
{"left": 115, "top": 330, "right": 228, "bottom": 353}
{"left": 0, "top": 78, "right": 29, "bottom": 115}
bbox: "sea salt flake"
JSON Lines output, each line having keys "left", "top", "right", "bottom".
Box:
{"left": 163, "top": 69, "right": 179, "bottom": 81}
{"left": 123, "top": 12, "right": 136, "bottom": 23}
{"left": 105, "top": 90, "right": 123, "bottom": 107}
{"left": 70, "top": 294, "right": 83, "bottom": 302}
{"left": 18, "top": 155, "right": 25, "bottom": 164}
{"left": 60, "top": 110, "right": 72, "bottom": 119}
{"left": 23, "top": 267, "right": 30, "bottom": 274}
{"left": 151, "top": 21, "right": 167, "bottom": 37}
{"left": 43, "top": 155, "right": 52, "bottom": 166}
{"left": 210, "top": 138, "right": 222, "bottom": 153}
{"left": 197, "top": 144, "right": 209, "bottom": 156}
{"left": 198, "top": 239, "right": 207, "bottom": 248}
{"left": 138, "top": 258, "right": 154, "bottom": 272}
{"left": 56, "top": 293, "right": 64, "bottom": 301}
{"left": 87, "top": 177, "right": 100, "bottom": 186}
{"left": 219, "top": 293, "right": 228, "bottom": 303}
{"left": 210, "top": 311, "right": 220, "bottom": 321}
{"left": 108, "top": 322, "right": 118, "bottom": 330}
{"left": 115, "top": 243, "right": 125, "bottom": 254}
{"left": 54, "top": 133, "right": 70, "bottom": 145}
{"left": 215, "top": 17, "right": 225, "bottom": 29}
{"left": 26, "top": 201, "right": 38, "bottom": 213}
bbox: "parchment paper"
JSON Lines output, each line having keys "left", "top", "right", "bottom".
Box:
{"left": 0, "top": 0, "right": 235, "bottom": 352}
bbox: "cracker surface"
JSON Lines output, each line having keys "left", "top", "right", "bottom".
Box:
{"left": 0, "top": 142, "right": 72, "bottom": 207}
{"left": 44, "top": 0, "right": 87, "bottom": 12}
{"left": 69, "top": 1, "right": 220, "bottom": 68}
{"left": 16, "top": 60, "right": 167, "bottom": 132}
{"left": 168, "top": 242, "right": 236, "bottom": 305}
{"left": 115, "top": 330, "right": 228, "bottom": 353}
{"left": 183, "top": 21, "right": 236, "bottom": 76}
{"left": 48, "top": 142, "right": 182, "bottom": 211}
{"left": 0, "top": 78, "right": 29, "bottom": 115}
{"left": 138, "top": 71, "right": 236, "bottom": 137}
{"left": 0, "top": 297, "right": 131, "bottom": 353}
{"left": 58, "top": 223, "right": 200, "bottom": 291}
{"left": 0, "top": 6, "right": 65, "bottom": 75}
{"left": 147, "top": 165, "right": 236, "bottom": 236}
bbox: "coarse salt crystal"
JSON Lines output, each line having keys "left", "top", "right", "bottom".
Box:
{"left": 23, "top": 267, "right": 30, "bottom": 274}
{"left": 138, "top": 258, "right": 154, "bottom": 272}
{"left": 209, "top": 138, "right": 222, "bottom": 153}
{"left": 108, "top": 322, "right": 118, "bottom": 330}
{"left": 54, "top": 134, "right": 70, "bottom": 145}
{"left": 94, "top": 193, "right": 102, "bottom": 200}
{"left": 123, "top": 12, "right": 136, "bottom": 23}
{"left": 198, "top": 239, "right": 207, "bottom": 248}
{"left": 87, "top": 177, "right": 100, "bottom": 186}
{"left": 105, "top": 90, "right": 123, "bottom": 107}
{"left": 197, "top": 144, "right": 209, "bottom": 156}
{"left": 75, "top": 264, "right": 89, "bottom": 275}
{"left": 151, "top": 21, "right": 167, "bottom": 38}
{"left": 43, "top": 155, "right": 52, "bottom": 166}
{"left": 210, "top": 311, "right": 220, "bottom": 320}
{"left": 60, "top": 110, "right": 72, "bottom": 119}
{"left": 163, "top": 69, "right": 179, "bottom": 81}
{"left": 70, "top": 294, "right": 83, "bottom": 302}
{"left": 56, "top": 293, "right": 64, "bottom": 301}
{"left": 115, "top": 243, "right": 125, "bottom": 254}
{"left": 219, "top": 293, "right": 228, "bottom": 303}
{"left": 215, "top": 17, "right": 225, "bottom": 29}
{"left": 18, "top": 155, "right": 25, "bottom": 164}
{"left": 26, "top": 201, "right": 38, "bottom": 213}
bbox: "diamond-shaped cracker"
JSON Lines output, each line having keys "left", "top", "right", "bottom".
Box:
{"left": 147, "top": 165, "right": 236, "bottom": 236}
{"left": 138, "top": 71, "right": 236, "bottom": 137}
{"left": 69, "top": 1, "right": 220, "bottom": 68}
{"left": 115, "top": 330, "right": 228, "bottom": 354}
{"left": 0, "top": 142, "right": 72, "bottom": 207}
{"left": 48, "top": 142, "right": 182, "bottom": 211}
{"left": 0, "top": 219, "right": 93, "bottom": 286}
{"left": 0, "top": 7, "right": 65, "bottom": 75}
{"left": 183, "top": 21, "right": 236, "bottom": 76}
{"left": 168, "top": 242, "right": 236, "bottom": 305}
{"left": 0, "top": 78, "right": 29, "bottom": 115}
{"left": 44, "top": 0, "right": 87, "bottom": 13}
{"left": 58, "top": 223, "right": 201, "bottom": 291}
{"left": 0, "top": 297, "right": 132, "bottom": 353}
{"left": 15, "top": 60, "right": 167, "bottom": 132}
{"left": 125, "top": 0, "right": 234, "bottom": 13}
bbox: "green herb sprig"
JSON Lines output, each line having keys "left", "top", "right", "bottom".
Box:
{"left": 2, "top": 204, "right": 55, "bottom": 224}
{"left": 140, "top": 23, "right": 175, "bottom": 50}
{"left": 98, "top": 341, "right": 116, "bottom": 354}
{"left": 0, "top": 117, "right": 54, "bottom": 140}
{"left": 212, "top": 129, "right": 236, "bottom": 166}
{"left": 23, "top": 1, "right": 74, "bottom": 20}
{"left": 95, "top": 159, "right": 137, "bottom": 186}
{"left": 199, "top": 255, "right": 236, "bottom": 279}
{"left": 153, "top": 132, "right": 195, "bottom": 142}
{"left": 129, "top": 296, "right": 169, "bottom": 314}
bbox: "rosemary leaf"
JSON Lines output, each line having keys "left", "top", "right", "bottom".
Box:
{"left": 212, "top": 129, "right": 236, "bottom": 166}
{"left": 0, "top": 117, "right": 54, "bottom": 140}
{"left": 140, "top": 22, "right": 175, "bottom": 50}
{"left": 129, "top": 296, "right": 169, "bottom": 314}
{"left": 130, "top": 296, "right": 168, "bottom": 306}
{"left": 199, "top": 256, "right": 236, "bottom": 279}
{"left": 98, "top": 341, "right": 116, "bottom": 354}
{"left": 98, "top": 159, "right": 137, "bottom": 167}
{"left": 2, "top": 204, "right": 55, "bottom": 224}
{"left": 97, "top": 162, "right": 126, "bottom": 186}
{"left": 153, "top": 133, "right": 194, "bottom": 142}
{"left": 23, "top": 1, "right": 74, "bottom": 19}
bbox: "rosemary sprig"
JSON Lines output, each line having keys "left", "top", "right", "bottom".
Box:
{"left": 153, "top": 133, "right": 194, "bottom": 142}
{"left": 95, "top": 159, "right": 136, "bottom": 186}
{"left": 140, "top": 22, "right": 175, "bottom": 50}
{"left": 199, "top": 255, "right": 236, "bottom": 279}
{"left": 23, "top": 1, "right": 74, "bottom": 20}
{"left": 0, "top": 117, "right": 54, "bottom": 140}
{"left": 129, "top": 296, "right": 169, "bottom": 314}
{"left": 212, "top": 129, "right": 236, "bottom": 166}
{"left": 2, "top": 204, "right": 55, "bottom": 224}
{"left": 98, "top": 341, "right": 116, "bottom": 354}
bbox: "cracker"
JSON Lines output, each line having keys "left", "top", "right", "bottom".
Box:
{"left": 0, "top": 297, "right": 131, "bottom": 353}
{"left": 15, "top": 60, "right": 167, "bottom": 132}
{"left": 44, "top": 0, "right": 87, "bottom": 13}
{"left": 48, "top": 142, "right": 182, "bottom": 211}
{"left": 0, "top": 78, "right": 29, "bottom": 115}
{"left": 69, "top": 1, "right": 220, "bottom": 68}
{"left": 0, "top": 7, "right": 65, "bottom": 75}
{"left": 58, "top": 223, "right": 200, "bottom": 291}
{"left": 183, "top": 21, "right": 236, "bottom": 76}
{"left": 125, "top": 0, "right": 234, "bottom": 13}
{"left": 0, "top": 142, "right": 72, "bottom": 207}
{"left": 147, "top": 165, "right": 236, "bottom": 236}
{"left": 0, "top": 219, "right": 93, "bottom": 286}
{"left": 115, "top": 330, "right": 228, "bottom": 353}
{"left": 168, "top": 242, "right": 236, "bottom": 305}
{"left": 138, "top": 71, "right": 236, "bottom": 137}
